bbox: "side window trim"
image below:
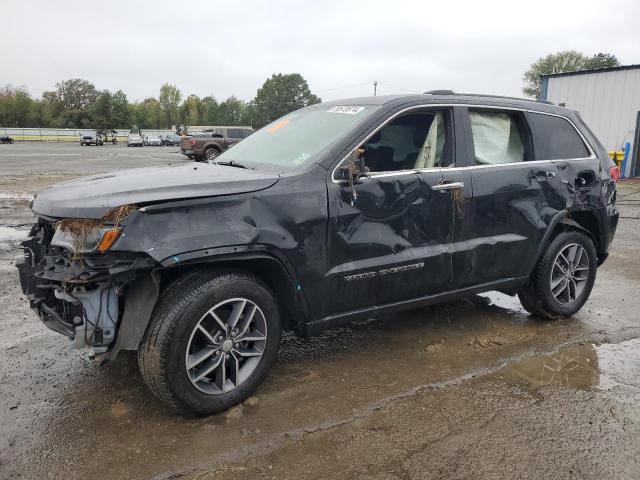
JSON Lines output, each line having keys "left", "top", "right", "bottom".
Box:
{"left": 331, "top": 106, "right": 456, "bottom": 182}
{"left": 331, "top": 104, "right": 595, "bottom": 183}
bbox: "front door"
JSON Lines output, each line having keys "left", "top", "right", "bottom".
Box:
{"left": 324, "top": 107, "right": 471, "bottom": 318}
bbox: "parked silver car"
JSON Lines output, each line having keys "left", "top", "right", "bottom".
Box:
{"left": 144, "top": 134, "right": 162, "bottom": 146}
{"left": 80, "top": 133, "right": 103, "bottom": 146}
{"left": 127, "top": 133, "right": 143, "bottom": 147}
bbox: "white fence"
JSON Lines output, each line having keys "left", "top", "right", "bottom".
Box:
{"left": 0, "top": 128, "right": 176, "bottom": 142}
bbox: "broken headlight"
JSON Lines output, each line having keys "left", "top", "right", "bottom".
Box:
{"left": 51, "top": 223, "right": 122, "bottom": 254}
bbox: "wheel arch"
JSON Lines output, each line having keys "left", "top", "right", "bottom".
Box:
{"left": 529, "top": 209, "right": 602, "bottom": 275}
{"left": 203, "top": 143, "right": 221, "bottom": 153}
{"left": 161, "top": 254, "right": 306, "bottom": 331}
{"left": 105, "top": 250, "right": 308, "bottom": 362}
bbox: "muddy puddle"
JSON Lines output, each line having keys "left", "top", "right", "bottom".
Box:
{"left": 0, "top": 226, "right": 28, "bottom": 243}
{"left": 498, "top": 338, "right": 640, "bottom": 391}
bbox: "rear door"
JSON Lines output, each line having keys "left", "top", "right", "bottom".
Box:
{"left": 462, "top": 107, "right": 573, "bottom": 286}
{"left": 225, "top": 128, "right": 250, "bottom": 148}
{"left": 324, "top": 106, "right": 472, "bottom": 318}
{"left": 525, "top": 111, "right": 599, "bottom": 208}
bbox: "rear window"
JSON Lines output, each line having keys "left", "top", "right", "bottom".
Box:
{"left": 526, "top": 113, "right": 590, "bottom": 160}
{"left": 227, "top": 128, "right": 252, "bottom": 139}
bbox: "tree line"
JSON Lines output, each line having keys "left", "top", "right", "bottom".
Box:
{"left": 1, "top": 53, "right": 622, "bottom": 130}
{"left": 0, "top": 73, "right": 321, "bottom": 130}
{"left": 522, "top": 51, "right": 620, "bottom": 98}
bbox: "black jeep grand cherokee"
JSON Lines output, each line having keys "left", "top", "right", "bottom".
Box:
{"left": 17, "top": 93, "right": 619, "bottom": 415}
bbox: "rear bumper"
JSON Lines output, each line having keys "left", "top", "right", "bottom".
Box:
{"left": 596, "top": 203, "right": 619, "bottom": 266}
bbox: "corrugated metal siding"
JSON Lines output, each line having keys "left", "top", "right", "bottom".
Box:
{"left": 546, "top": 68, "right": 640, "bottom": 153}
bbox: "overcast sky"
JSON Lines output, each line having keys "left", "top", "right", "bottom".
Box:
{"left": 2, "top": 0, "right": 639, "bottom": 102}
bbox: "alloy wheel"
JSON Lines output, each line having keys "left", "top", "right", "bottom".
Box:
{"left": 549, "top": 243, "right": 590, "bottom": 305}
{"left": 206, "top": 149, "right": 218, "bottom": 161}
{"left": 185, "top": 298, "right": 267, "bottom": 394}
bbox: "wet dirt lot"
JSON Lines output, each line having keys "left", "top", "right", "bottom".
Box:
{"left": 1, "top": 143, "right": 639, "bottom": 479}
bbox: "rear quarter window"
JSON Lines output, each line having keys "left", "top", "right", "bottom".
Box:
{"left": 526, "top": 112, "right": 590, "bottom": 160}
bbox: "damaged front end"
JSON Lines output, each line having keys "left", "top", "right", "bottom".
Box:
{"left": 16, "top": 209, "right": 155, "bottom": 357}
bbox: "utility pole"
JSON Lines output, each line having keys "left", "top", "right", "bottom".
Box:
{"left": 374, "top": 80, "right": 378, "bottom": 96}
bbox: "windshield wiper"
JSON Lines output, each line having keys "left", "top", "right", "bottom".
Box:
{"left": 212, "top": 160, "right": 253, "bottom": 169}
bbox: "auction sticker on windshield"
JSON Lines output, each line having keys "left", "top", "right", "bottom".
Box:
{"left": 328, "top": 106, "right": 365, "bottom": 114}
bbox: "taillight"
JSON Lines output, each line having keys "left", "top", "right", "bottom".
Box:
{"left": 190, "top": 139, "right": 197, "bottom": 148}
{"left": 610, "top": 165, "right": 620, "bottom": 182}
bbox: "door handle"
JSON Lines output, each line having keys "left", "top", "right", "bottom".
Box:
{"left": 432, "top": 181, "right": 464, "bottom": 191}
{"left": 534, "top": 170, "right": 556, "bottom": 180}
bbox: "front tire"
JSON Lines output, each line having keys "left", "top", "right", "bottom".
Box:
{"left": 518, "top": 231, "right": 597, "bottom": 318}
{"left": 139, "top": 269, "right": 281, "bottom": 416}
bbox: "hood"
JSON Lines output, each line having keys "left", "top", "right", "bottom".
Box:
{"left": 32, "top": 163, "right": 280, "bottom": 219}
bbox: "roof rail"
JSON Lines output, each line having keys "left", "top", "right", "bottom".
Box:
{"left": 423, "top": 89, "right": 455, "bottom": 95}
{"left": 422, "top": 90, "right": 554, "bottom": 105}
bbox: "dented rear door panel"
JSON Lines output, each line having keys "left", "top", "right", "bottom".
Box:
{"left": 466, "top": 161, "right": 566, "bottom": 285}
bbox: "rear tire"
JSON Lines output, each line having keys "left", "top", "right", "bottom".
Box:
{"left": 204, "top": 148, "right": 219, "bottom": 162}
{"left": 138, "top": 269, "right": 281, "bottom": 416}
{"left": 518, "top": 231, "right": 597, "bottom": 318}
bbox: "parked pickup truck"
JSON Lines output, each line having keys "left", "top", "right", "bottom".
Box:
{"left": 180, "top": 126, "right": 254, "bottom": 161}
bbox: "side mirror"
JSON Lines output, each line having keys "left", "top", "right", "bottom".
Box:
{"left": 337, "top": 148, "right": 367, "bottom": 182}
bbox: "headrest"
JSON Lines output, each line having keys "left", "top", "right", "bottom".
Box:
{"left": 413, "top": 124, "right": 429, "bottom": 147}
{"left": 368, "top": 131, "right": 382, "bottom": 144}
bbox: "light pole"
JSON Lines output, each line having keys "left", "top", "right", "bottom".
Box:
{"left": 373, "top": 81, "right": 378, "bottom": 96}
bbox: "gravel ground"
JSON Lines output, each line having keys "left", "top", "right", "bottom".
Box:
{"left": 0, "top": 143, "right": 639, "bottom": 480}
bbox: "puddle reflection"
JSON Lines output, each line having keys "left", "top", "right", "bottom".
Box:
{"left": 500, "top": 338, "right": 640, "bottom": 391}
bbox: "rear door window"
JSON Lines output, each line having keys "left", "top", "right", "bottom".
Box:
{"left": 468, "top": 110, "right": 529, "bottom": 165}
{"left": 227, "top": 128, "right": 252, "bottom": 139}
{"left": 526, "top": 112, "right": 590, "bottom": 160}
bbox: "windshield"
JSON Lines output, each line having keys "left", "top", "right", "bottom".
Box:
{"left": 216, "top": 104, "right": 379, "bottom": 169}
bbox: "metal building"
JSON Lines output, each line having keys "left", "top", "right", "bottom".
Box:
{"left": 540, "top": 64, "right": 640, "bottom": 177}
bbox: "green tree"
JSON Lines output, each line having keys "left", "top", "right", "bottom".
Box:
{"left": 253, "top": 73, "right": 320, "bottom": 127}
{"left": 200, "top": 96, "right": 219, "bottom": 124}
{"left": 0, "top": 85, "right": 37, "bottom": 127}
{"left": 523, "top": 51, "right": 621, "bottom": 98}
{"left": 110, "top": 90, "right": 131, "bottom": 128}
{"left": 180, "top": 94, "right": 203, "bottom": 126}
{"left": 89, "top": 90, "right": 113, "bottom": 128}
{"left": 130, "top": 98, "right": 162, "bottom": 128}
{"left": 241, "top": 100, "right": 256, "bottom": 126}
{"left": 27, "top": 99, "right": 55, "bottom": 127}
{"left": 159, "top": 83, "right": 182, "bottom": 128}
{"left": 584, "top": 53, "right": 620, "bottom": 70}
{"left": 40, "top": 79, "right": 98, "bottom": 127}
{"left": 216, "top": 96, "right": 248, "bottom": 125}
{"left": 44, "top": 79, "right": 97, "bottom": 114}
